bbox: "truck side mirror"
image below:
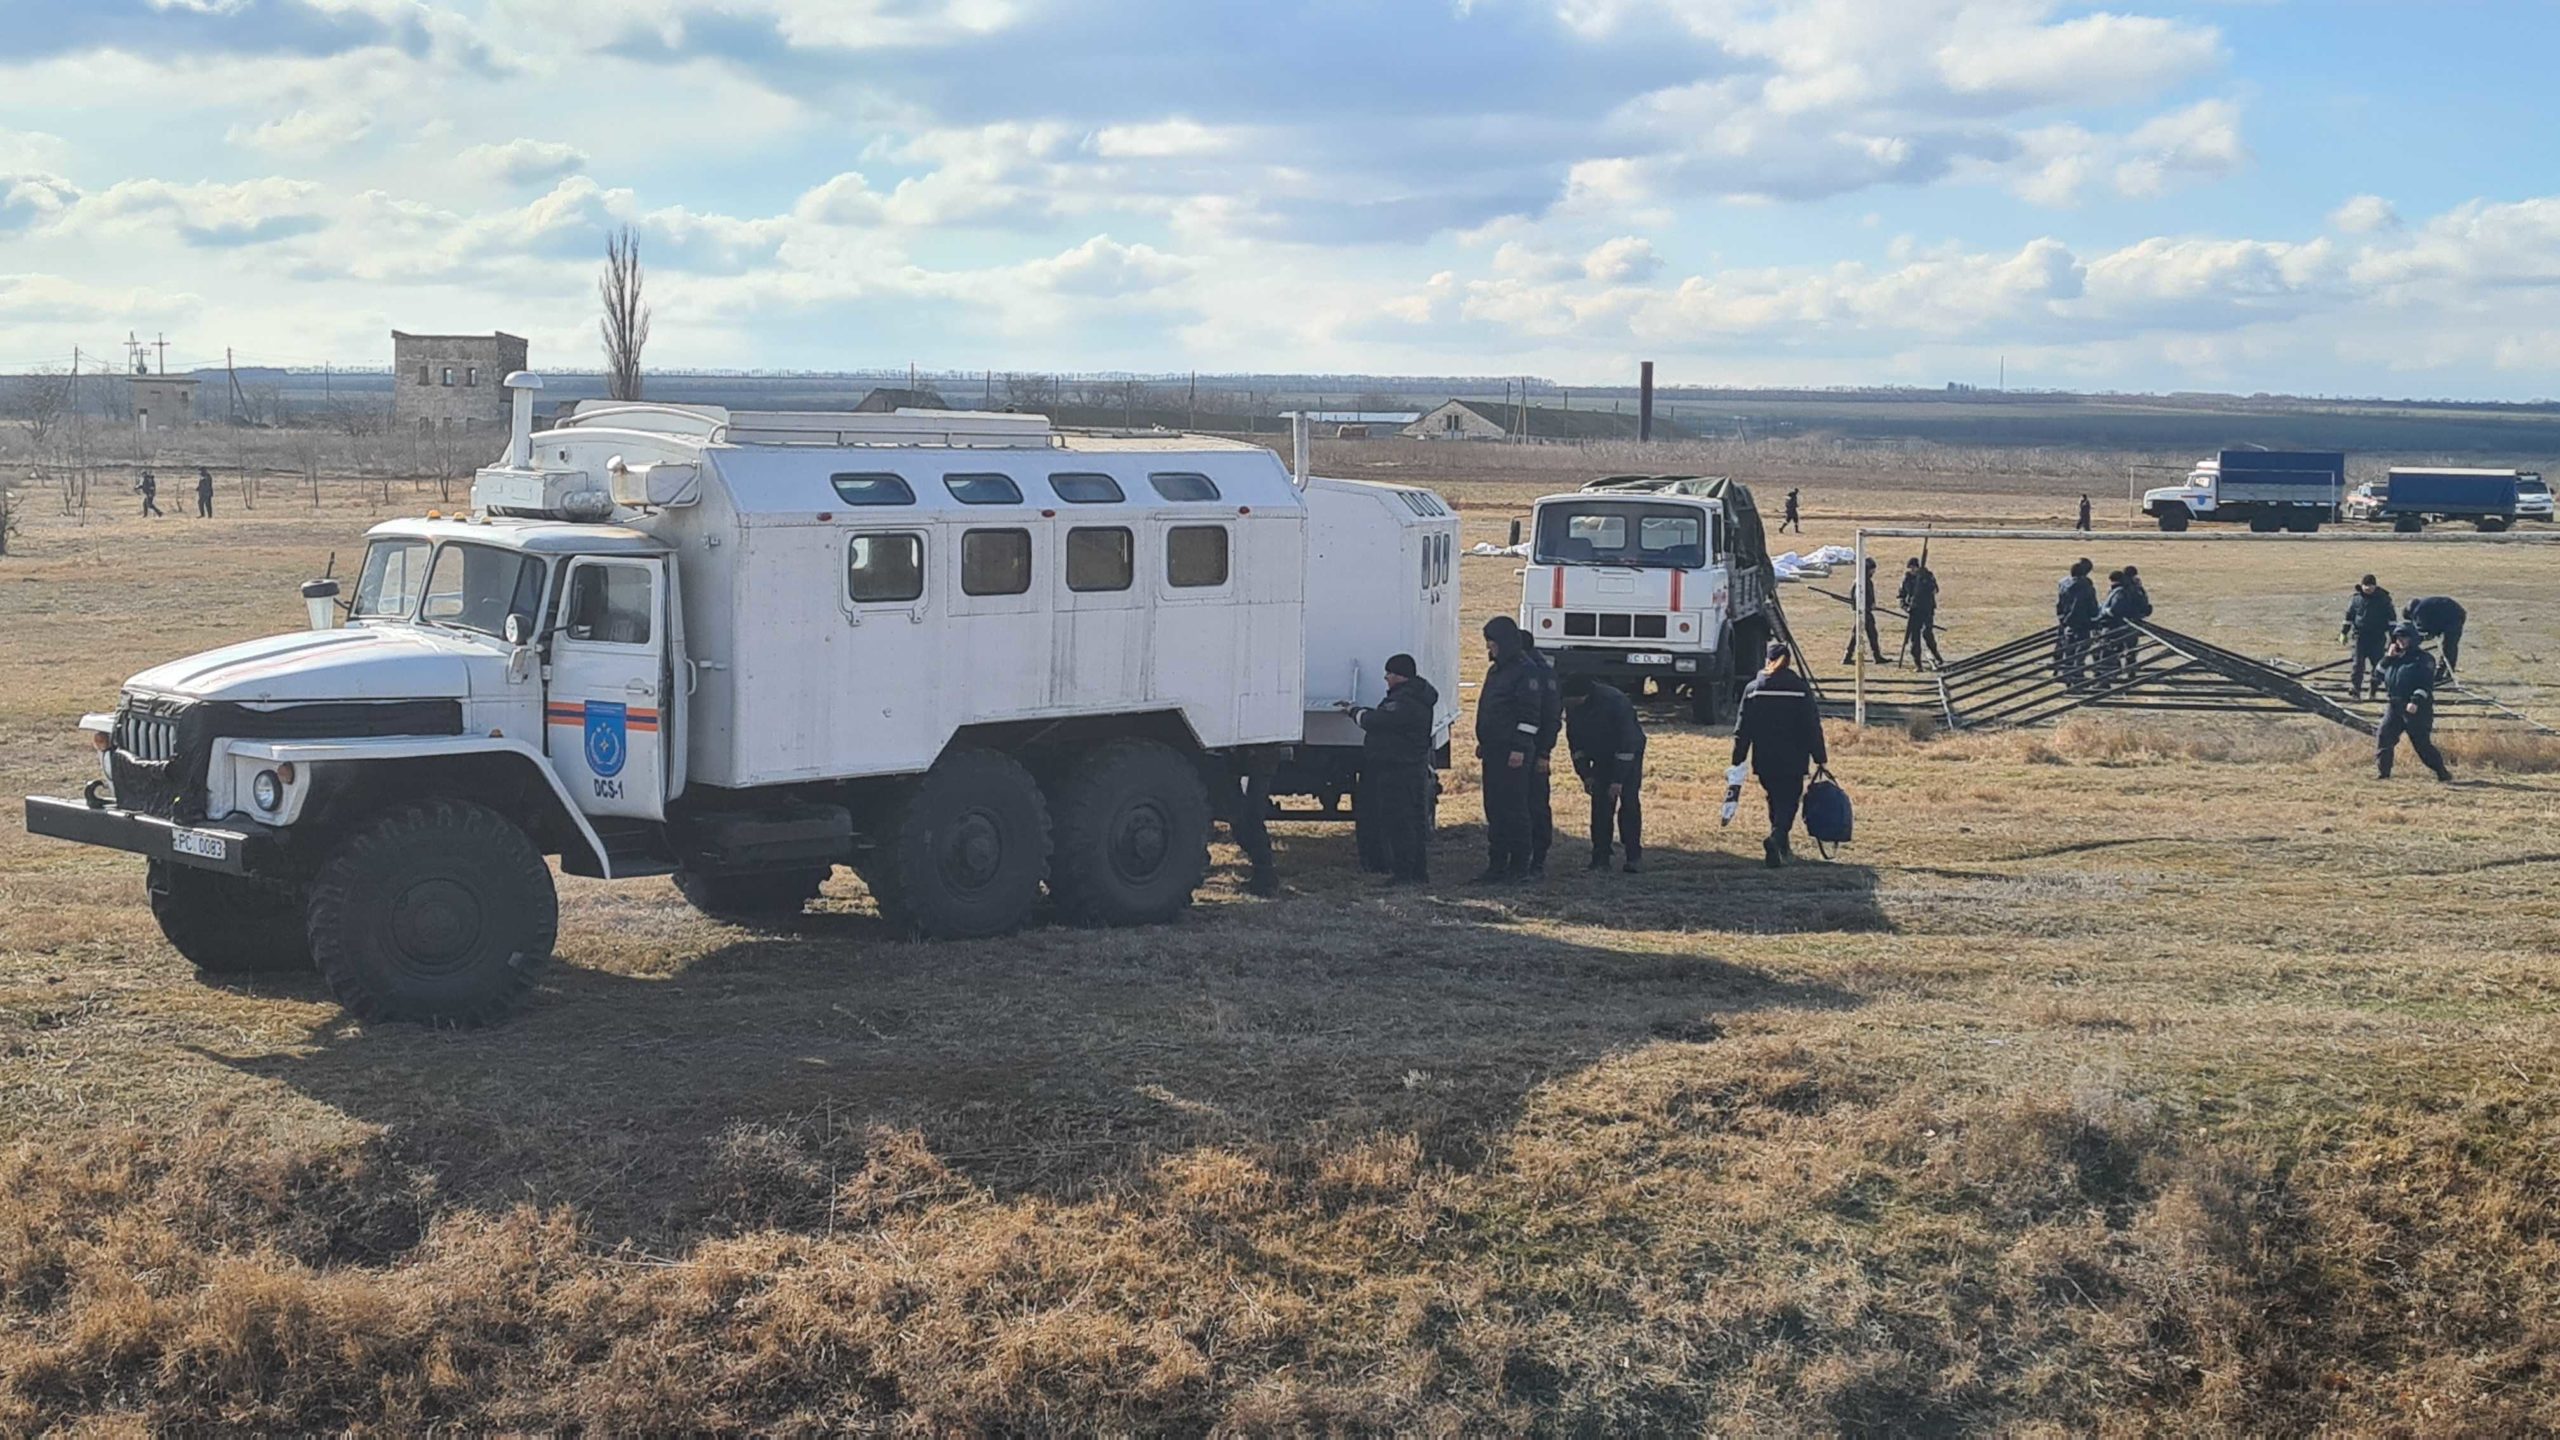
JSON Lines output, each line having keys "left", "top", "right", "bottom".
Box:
{"left": 301, "top": 579, "right": 341, "bottom": 632}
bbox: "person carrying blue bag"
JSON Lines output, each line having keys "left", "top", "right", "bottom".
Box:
{"left": 1730, "top": 642, "right": 1831, "bottom": 869}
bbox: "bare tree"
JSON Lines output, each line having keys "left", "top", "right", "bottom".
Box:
{"left": 1001, "top": 372, "right": 1059, "bottom": 411}
{"left": 0, "top": 477, "right": 17, "bottom": 557}
{"left": 599, "top": 225, "right": 651, "bottom": 402}
{"left": 11, "top": 367, "right": 73, "bottom": 449}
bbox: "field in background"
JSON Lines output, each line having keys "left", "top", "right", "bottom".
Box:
{"left": 3, "top": 438, "right": 2558, "bottom": 1431}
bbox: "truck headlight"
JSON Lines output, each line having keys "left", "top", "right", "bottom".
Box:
{"left": 252, "top": 769, "right": 283, "bottom": 813}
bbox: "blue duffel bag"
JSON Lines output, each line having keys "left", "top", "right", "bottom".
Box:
{"left": 1801, "top": 770, "right": 1853, "bottom": 858}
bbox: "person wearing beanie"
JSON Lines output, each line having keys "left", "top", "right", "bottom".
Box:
{"left": 1730, "top": 641, "right": 1830, "bottom": 868}
{"left": 2053, "top": 557, "right": 2100, "bottom": 687}
{"left": 1563, "top": 674, "right": 1647, "bottom": 872}
{"left": 1343, "top": 653, "right": 1439, "bottom": 884}
{"left": 1473, "top": 615, "right": 1548, "bottom": 882}
{"left": 2342, "top": 573, "right": 2396, "bottom": 699}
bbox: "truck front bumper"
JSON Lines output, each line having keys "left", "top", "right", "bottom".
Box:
{"left": 24, "top": 793, "right": 283, "bottom": 878}
{"left": 1542, "top": 647, "right": 1706, "bottom": 684}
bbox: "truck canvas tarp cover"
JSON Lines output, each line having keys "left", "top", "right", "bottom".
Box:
{"left": 2385, "top": 470, "right": 2520, "bottom": 512}
{"left": 2217, "top": 450, "right": 2346, "bottom": 502}
{"left": 1582, "top": 475, "right": 1775, "bottom": 587}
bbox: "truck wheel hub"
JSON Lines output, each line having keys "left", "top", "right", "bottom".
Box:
{"left": 941, "top": 811, "right": 1003, "bottom": 890}
{"left": 389, "top": 877, "right": 484, "bottom": 972}
{"left": 1111, "top": 802, "right": 1169, "bottom": 880}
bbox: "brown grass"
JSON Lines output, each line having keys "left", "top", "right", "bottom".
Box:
{"left": 3, "top": 437, "right": 2559, "bottom": 1430}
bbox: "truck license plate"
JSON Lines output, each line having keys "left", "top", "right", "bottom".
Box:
{"left": 1629, "top": 652, "right": 1673, "bottom": 666}
{"left": 170, "top": 828, "right": 229, "bottom": 862}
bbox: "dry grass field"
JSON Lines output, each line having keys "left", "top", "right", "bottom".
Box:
{"left": 3, "top": 442, "right": 2558, "bottom": 1433}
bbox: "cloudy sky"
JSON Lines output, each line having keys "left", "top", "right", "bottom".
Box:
{"left": 1, "top": 0, "right": 2555, "bottom": 396}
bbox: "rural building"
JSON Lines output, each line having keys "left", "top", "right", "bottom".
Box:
{"left": 1403, "top": 399, "right": 1656, "bottom": 442}
{"left": 854, "top": 387, "right": 950, "bottom": 413}
{"left": 124, "top": 374, "right": 197, "bottom": 431}
{"left": 392, "top": 331, "right": 528, "bottom": 435}
{"left": 1279, "top": 409, "right": 1421, "bottom": 439}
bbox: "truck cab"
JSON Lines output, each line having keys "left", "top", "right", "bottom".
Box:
{"left": 1515, "top": 476, "right": 1775, "bottom": 724}
{"left": 26, "top": 376, "right": 1460, "bottom": 1027}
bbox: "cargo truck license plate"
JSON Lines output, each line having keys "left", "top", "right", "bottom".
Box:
{"left": 170, "top": 829, "right": 229, "bottom": 862}
{"left": 1629, "top": 652, "right": 1673, "bottom": 666}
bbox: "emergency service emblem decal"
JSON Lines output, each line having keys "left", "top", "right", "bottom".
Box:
{"left": 584, "top": 701, "right": 629, "bottom": 778}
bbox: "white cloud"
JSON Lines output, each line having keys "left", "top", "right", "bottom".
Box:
{"left": 227, "top": 106, "right": 374, "bottom": 159}
{"left": 2331, "top": 194, "right": 2401, "bottom": 235}
{"left": 1583, "top": 235, "right": 1660, "bottom": 283}
{"left": 457, "top": 139, "right": 590, "bottom": 186}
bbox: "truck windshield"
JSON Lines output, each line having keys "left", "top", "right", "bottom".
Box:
{"left": 351, "top": 538, "right": 432, "bottom": 619}
{"left": 1534, "top": 503, "right": 1707, "bottom": 568}
{"left": 418, "top": 542, "right": 549, "bottom": 638}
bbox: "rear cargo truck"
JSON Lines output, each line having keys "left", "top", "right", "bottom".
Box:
{"left": 2377, "top": 468, "right": 2523, "bottom": 532}
{"left": 24, "top": 381, "right": 1461, "bottom": 1025}
{"left": 2143, "top": 450, "right": 2347, "bottom": 532}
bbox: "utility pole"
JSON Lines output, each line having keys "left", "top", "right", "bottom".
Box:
{"left": 154, "top": 332, "right": 168, "bottom": 376}
{"left": 226, "top": 347, "right": 245, "bottom": 424}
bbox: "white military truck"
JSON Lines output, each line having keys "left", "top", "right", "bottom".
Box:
{"left": 25, "top": 380, "right": 1461, "bottom": 1024}
{"left": 1514, "top": 475, "right": 1779, "bottom": 724}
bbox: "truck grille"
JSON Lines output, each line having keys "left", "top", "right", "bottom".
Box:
{"left": 1562, "top": 613, "right": 1669, "bottom": 640}
{"left": 117, "top": 710, "right": 179, "bottom": 762}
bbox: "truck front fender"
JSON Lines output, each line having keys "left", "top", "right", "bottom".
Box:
{"left": 224, "top": 735, "right": 615, "bottom": 877}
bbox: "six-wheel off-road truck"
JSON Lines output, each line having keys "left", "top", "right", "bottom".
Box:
{"left": 25, "top": 377, "right": 1461, "bottom": 1025}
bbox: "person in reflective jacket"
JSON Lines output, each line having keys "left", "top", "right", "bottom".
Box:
{"left": 2376, "top": 624, "right": 2452, "bottom": 782}
{"left": 1730, "top": 642, "right": 1830, "bottom": 868}
{"left": 1346, "top": 654, "right": 1439, "bottom": 884}
{"left": 1563, "top": 676, "right": 1646, "bottom": 872}
{"left": 1474, "top": 616, "right": 1550, "bottom": 882}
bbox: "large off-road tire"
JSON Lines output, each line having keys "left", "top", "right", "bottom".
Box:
{"left": 1046, "top": 739, "right": 1213, "bottom": 927}
{"left": 2476, "top": 516, "right": 2511, "bottom": 533}
{"left": 306, "top": 798, "right": 557, "bottom": 1026}
{"left": 674, "top": 866, "right": 829, "bottom": 920}
{"left": 147, "top": 860, "right": 311, "bottom": 974}
{"left": 873, "top": 749, "right": 1050, "bottom": 939}
{"left": 2155, "top": 506, "right": 2191, "bottom": 532}
{"left": 2394, "top": 514, "right": 2424, "bottom": 534}
{"left": 1689, "top": 679, "right": 1722, "bottom": 726}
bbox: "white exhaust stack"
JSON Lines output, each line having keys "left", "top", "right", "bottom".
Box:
{"left": 1291, "top": 410, "right": 1310, "bottom": 490}
{"left": 503, "top": 371, "right": 543, "bottom": 469}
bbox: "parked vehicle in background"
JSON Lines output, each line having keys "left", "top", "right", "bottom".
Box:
{"left": 2343, "top": 482, "right": 2385, "bottom": 523}
{"left": 24, "top": 380, "right": 1462, "bottom": 1026}
{"left": 2516, "top": 471, "right": 2552, "bottom": 522}
{"left": 2377, "top": 468, "right": 2522, "bottom": 532}
{"left": 2142, "top": 449, "right": 2347, "bottom": 532}
{"left": 1515, "top": 475, "right": 1778, "bottom": 724}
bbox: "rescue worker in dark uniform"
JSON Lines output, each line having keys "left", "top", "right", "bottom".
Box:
{"left": 2053, "top": 558, "right": 2099, "bottom": 685}
{"left": 1842, "top": 556, "right": 1886, "bottom": 666}
{"left": 194, "top": 466, "right": 215, "bottom": 518}
{"left": 2340, "top": 574, "right": 2395, "bottom": 699}
{"left": 1563, "top": 676, "right": 1646, "bottom": 872}
{"left": 1781, "top": 488, "right": 1802, "bottom": 534}
{"left": 2401, "top": 595, "right": 2466, "bottom": 673}
{"left": 1474, "top": 616, "right": 1549, "bottom": 882}
{"left": 2076, "top": 494, "right": 2093, "bottom": 531}
{"left": 1523, "top": 636, "right": 1562, "bottom": 878}
{"left": 1731, "top": 642, "right": 1829, "bottom": 868}
{"left": 2375, "top": 624, "right": 2452, "bottom": 782}
{"left": 2114, "top": 564, "right": 2153, "bottom": 679}
{"left": 136, "top": 469, "right": 162, "bottom": 517}
{"left": 1898, "top": 557, "right": 1943, "bottom": 668}
{"left": 1345, "top": 653, "right": 1438, "bottom": 884}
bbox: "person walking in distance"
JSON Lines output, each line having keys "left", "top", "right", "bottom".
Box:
{"left": 2340, "top": 573, "right": 2396, "bottom": 699}
{"left": 1781, "top": 488, "right": 1803, "bottom": 534}
{"left": 2375, "top": 624, "right": 2452, "bottom": 782}
{"left": 1343, "top": 654, "right": 1439, "bottom": 884}
{"left": 1474, "top": 616, "right": 1545, "bottom": 883}
{"left": 2076, "top": 494, "right": 2093, "bottom": 532}
{"left": 2401, "top": 594, "right": 2467, "bottom": 674}
{"left": 1563, "top": 676, "right": 1646, "bottom": 873}
{"left": 1842, "top": 556, "right": 1886, "bottom": 667}
{"left": 2053, "top": 557, "right": 2099, "bottom": 685}
{"left": 194, "top": 466, "right": 215, "bottom": 519}
{"left": 1731, "top": 643, "right": 1830, "bottom": 868}
{"left": 1898, "top": 556, "right": 1944, "bottom": 668}
{"left": 136, "top": 469, "right": 162, "bottom": 517}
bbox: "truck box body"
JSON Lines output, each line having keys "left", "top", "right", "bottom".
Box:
{"left": 1298, "top": 478, "right": 1463, "bottom": 750}
{"left": 2214, "top": 450, "right": 2346, "bottom": 507}
{"left": 2383, "top": 468, "right": 2522, "bottom": 517}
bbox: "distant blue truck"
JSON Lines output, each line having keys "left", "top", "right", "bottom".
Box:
{"left": 2142, "top": 450, "right": 2348, "bottom": 532}
{"left": 2369, "top": 468, "right": 2523, "bottom": 532}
